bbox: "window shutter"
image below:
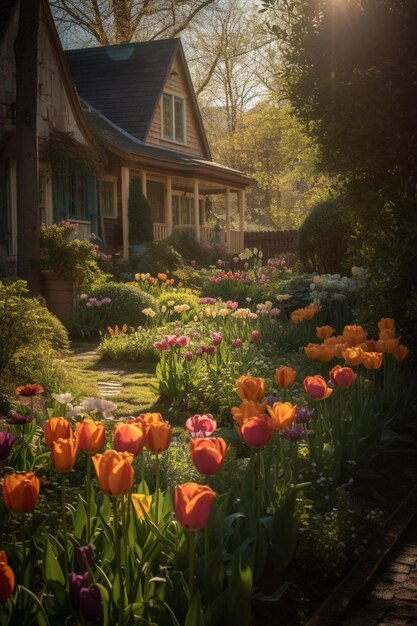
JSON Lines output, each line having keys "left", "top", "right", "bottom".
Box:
{"left": 86, "top": 176, "right": 97, "bottom": 232}
{"left": 53, "top": 174, "right": 68, "bottom": 222}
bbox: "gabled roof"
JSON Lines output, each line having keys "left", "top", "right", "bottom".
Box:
{"left": 65, "top": 39, "right": 180, "bottom": 142}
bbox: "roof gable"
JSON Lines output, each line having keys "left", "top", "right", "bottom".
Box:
{"left": 65, "top": 39, "right": 179, "bottom": 141}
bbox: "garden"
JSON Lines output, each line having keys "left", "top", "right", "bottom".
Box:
{"left": 1, "top": 222, "right": 416, "bottom": 626}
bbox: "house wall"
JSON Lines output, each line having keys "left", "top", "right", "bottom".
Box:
{"left": 146, "top": 54, "right": 207, "bottom": 158}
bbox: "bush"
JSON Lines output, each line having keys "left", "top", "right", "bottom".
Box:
{"left": 298, "top": 198, "right": 353, "bottom": 274}
{"left": 158, "top": 290, "right": 200, "bottom": 319}
{"left": 130, "top": 241, "right": 185, "bottom": 274}
{"left": 91, "top": 282, "right": 158, "bottom": 328}
{"left": 128, "top": 181, "right": 154, "bottom": 245}
{"left": 0, "top": 279, "right": 69, "bottom": 380}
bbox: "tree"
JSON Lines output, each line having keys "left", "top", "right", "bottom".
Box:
{"left": 263, "top": 0, "right": 417, "bottom": 340}
{"left": 50, "top": 0, "right": 218, "bottom": 46}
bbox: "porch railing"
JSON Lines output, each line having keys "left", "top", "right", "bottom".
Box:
{"left": 153, "top": 223, "right": 243, "bottom": 252}
{"left": 153, "top": 222, "right": 171, "bottom": 241}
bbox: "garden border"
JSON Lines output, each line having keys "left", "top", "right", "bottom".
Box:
{"left": 306, "top": 484, "right": 417, "bottom": 625}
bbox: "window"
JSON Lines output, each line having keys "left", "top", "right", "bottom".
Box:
{"left": 68, "top": 172, "right": 86, "bottom": 219}
{"left": 162, "top": 93, "right": 185, "bottom": 143}
{"left": 53, "top": 166, "right": 97, "bottom": 231}
{"left": 102, "top": 179, "right": 117, "bottom": 218}
{"left": 172, "top": 195, "right": 195, "bottom": 225}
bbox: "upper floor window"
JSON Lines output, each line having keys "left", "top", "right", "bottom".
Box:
{"left": 162, "top": 93, "right": 185, "bottom": 143}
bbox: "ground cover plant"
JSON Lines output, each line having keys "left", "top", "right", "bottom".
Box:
{"left": 1, "top": 258, "right": 416, "bottom": 625}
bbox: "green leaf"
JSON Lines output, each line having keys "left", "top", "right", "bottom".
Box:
{"left": 184, "top": 591, "right": 204, "bottom": 626}
{"left": 42, "top": 537, "right": 65, "bottom": 587}
{"left": 252, "top": 582, "right": 288, "bottom": 602}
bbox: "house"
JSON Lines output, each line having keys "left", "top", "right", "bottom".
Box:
{"left": 0, "top": 0, "right": 252, "bottom": 270}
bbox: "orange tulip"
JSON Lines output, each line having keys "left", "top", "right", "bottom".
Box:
{"left": 361, "top": 351, "right": 383, "bottom": 369}
{"left": 138, "top": 413, "right": 164, "bottom": 425}
{"left": 231, "top": 400, "right": 267, "bottom": 427}
{"left": 44, "top": 417, "right": 72, "bottom": 448}
{"left": 376, "top": 338, "right": 400, "bottom": 354}
{"left": 290, "top": 309, "right": 303, "bottom": 324}
{"left": 275, "top": 366, "right": 296, "bottom": 389}
{"left": 113, "top": 423, "right": 145, "bottom": 456}
{"left": 131, "top": 494, "right": 152, "bottom": 520}
{"left": 392, "top": 344, "right": 409, "bottom": 361}
{"left": 190, "top": 438, "right": 227, "bottom": 476}
{"left": 51, "top": 437, "right": 78, "bottom": 472}
{"left": 236, "top": 376, "right": 265, "bottom": 402}
{"left": 342, "top": 347, "right": 365, "bottom": 366}
{"left": 2, "top": 472, "right": 40, "bottom": 513}
{"left": 75, "top": 418, "right": 106, "bottom": 454}
{"left": 342, "top": 325, "right": 367, "bottom": 346}
{"left": 145, "top": 421, "right": 172, "bottom": 453}
{"left": 304, "top": 343, "right": 321, "bottom": 360}
{"left": 303, "top": 376, "right": 333, "bottom": 400}
{"left": 378, "top": 328, "right": 395, "bottom": 340}
{"left": 239, "top": 415, "right": 275, "bottom": 448}
{"left": 267, "top": 402, "right": 297, "bottom": 431}
{"left": 92, "top": 450, "right": 134, "bottom": 496}
{"left": 377, "top": 318, "right": 395, "bottom": 333}
{"left": 0, "top": 552, "right": 15, "bottom": 603}
{"left": 317, "top": 344, "right": 335, "bottom": 363}
{"left": 333, "top": 342, "right": 349, "bottom": 359}
{"left": 329, "top": 365, "right": 356, "bottom": 388}
{"left": 173, "top": 482, "right": 215, "bottom": 530}
{"left": 316, "top": 325, "right": 334, "bottom": 340}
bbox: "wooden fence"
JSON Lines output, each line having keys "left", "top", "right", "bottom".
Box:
{"left": 244, "top": 230, "right": 297, "bottom": 258}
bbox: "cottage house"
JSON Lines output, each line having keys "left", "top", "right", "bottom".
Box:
{"left": 0, "top": 0, "right": 252, "bottom": 270}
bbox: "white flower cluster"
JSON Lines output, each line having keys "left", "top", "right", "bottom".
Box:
{"left": 142, "top": 307, "right": 156, "bottom": 318}
{"left": 309, "top": 269, "right": 366, "bottom": 305}
{"left": 238, "top": 247, "right": 263, "bottom": 260}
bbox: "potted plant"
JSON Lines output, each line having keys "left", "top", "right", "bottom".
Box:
{"left": 40, "top": 221, "right": 100, "bottom": 316}
{"left": 128, "top": 180, "right": 154, "bottom": 256}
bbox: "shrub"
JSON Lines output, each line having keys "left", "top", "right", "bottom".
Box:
{"left": 128, "top": 180, "right": 154, "bottom": 245}
{"left": 129, "top": 241, "right": 185, "bottom": 274}
{"left": 298, "top": 198, "right": 353, "bottom": 274}
{"left": 0, "top": 279, "right": 69, "bottom": 380}
{"left": 158, "top": 290, "right": 200, "bottom": 319}
{"left": 91, "top": 282, "right": 157, "bottom": 328}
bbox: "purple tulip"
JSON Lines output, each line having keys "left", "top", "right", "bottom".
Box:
{"left": 296, "top": 406, "right": 315, "bottom": 424}
{"left": 6, "top": 411, "right": 34, "bottom": 425}
{"left": 184, "top": 351, "right": 193, "bottom": 362}
{"left": 69, "top": 572, "right": 89, "bottom": 609}
{"left": 251, "top": 330, "right": 260, "bottom": 342}
{"left": 0, "top": 431, "right": 17, "bottom": 461}
{"left": 211, "top": 332, "right": 223, "bottom": 345}
{"left": 265, "top": 395, "right": 279, "bottom": 407}
{"left": 77, "top": 545, "right": 95, "bottom": 570}
{"left": 80, "top": 584, "right": 101, "bottom": 621}
{"left": 282, "top": 423, "right": 305, "bottom": 443}
{"left": 232, "top": 338, "right": 242, "bottom": 348}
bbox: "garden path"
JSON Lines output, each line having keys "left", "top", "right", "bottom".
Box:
{"left": 63, "top": 342, "right": 158, "bottom": 416}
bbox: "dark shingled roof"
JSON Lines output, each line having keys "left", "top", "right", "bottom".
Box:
{"left": 0, "top": 0, "right": 17, "bottom": 37}
{"left": 65, "top": 39, "right": 179, "bottom": 142}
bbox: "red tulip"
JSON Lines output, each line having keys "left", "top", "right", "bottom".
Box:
{"left": 303, "top": 375, "right": 333, "bottom": 400}
{"left": 239, "top": 415, "right": 275, "bottom": 448}
{"left": 329, "top": 365, "right": 356, "bottom": 388}
{"left": 173, "top": 482, "right": 215, "bottom": 530}
{"left": 190, "top": 438, "right": 227, "bottom": 476}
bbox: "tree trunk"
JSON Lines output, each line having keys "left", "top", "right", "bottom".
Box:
{"left": 14, "top": 0, "right": 41, "bottom": 294}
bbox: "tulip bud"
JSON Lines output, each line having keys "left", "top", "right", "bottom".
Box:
{"left": 69, "top": 572, "right": 89, "bottom": 609}
{"left": 75, "top": 418, "right": 106, "bottom": 454}
{"left": 0, "top": 552, "right": 15, "bottom": 603}
{"left": 145, "top": 421, "right": 172, "bottom": 453}
{"left": 190, "top": 438, "right": 227, "bottom": 476}
{"left": 2, "top": 472, "right": 40, "bottom": 513}
{"left": 267, "top": 402, "right": 297, "bottom": 431}
{"left": 113, "top": 423, "right": 145, "bottom": 456}
{"left": 80, "top": 584, "right": 101, "bottom": 621}
{"left": 236, "top": 376, "right": 265, "bottom": 402}
{"left": 51, "top": 437, "right": 78, "bottom": 472}
{"left": 239, "top": 415, "right": 275, "bottom": 448}
{"left": 303, "top": 376, "right": 333, "bottom": 400}
{"left": 77, "top": 545, "right": 95, "bottom": 570}
{"left": 329, "top": 365, "right": 356, "bottom": 388}
{"left": 92, "top": 450, "right": 134, "bottom": 497}
{"left": 0, "top": 432, "right": 17, "bottom": 461}
{"left": 275, "top": 366, "right": 296, "bottom": 389}
{"left": 173, "top": 482, "right": 215, "bottom": 530}
{"left": 44, "top": 417, "right": 72, "bottom": 448}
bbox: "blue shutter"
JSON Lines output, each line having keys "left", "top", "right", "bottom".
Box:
{"left": 86, "top": 175, "right": 97, "bottom": 233}
{"left": 53, "top": 174, "right": 68, "bottom": 222}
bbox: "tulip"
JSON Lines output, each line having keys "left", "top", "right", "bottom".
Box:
{"left": 145, "top": 421, "right": 172, "bottom": 453}
{"left": 296, "top": 406, "right": 315, "bottom": 423}
{"left": 392, "top": 344, "right": 409, "bottom": 361}
{"left": 342, "top": 325, "right": 367, "bottom": 346}
{"left": 239, "top": 415, "right": 275, "bottom": 448}
{"left": 75, "top": 418, "right": 106, "bottom": 454}
{"left": 342, "top": 347, "right": 365, "bottom": 366}
{"left": 80, "top": 584, "right": 101, "bottom": 621}
{"left": 44, "top": 417, "right": 72, "bottom": 448}
{"left": 361, "top": 351, "right": 383, "bottom": 369}
{"left": 282, "top": 423, "right": 305, "bottom": 442}
{"left": 77, "top": 545, "right": 95, "bottom": 570}
{"left": 378, "top": 328, "right": 395, "bottom": 340}
{"left": 92, "top": 450, "right": 134, "bottom": 497}
{"left": 232, "top": 338, "right": 242, "bottom": 348}
{"left": 69, "top": 572, "right": 89, "bottom": 609}
{"left": 190, "top": 438, "right": 227, "bottom": 476}
{"left": 317, "top": 344, "right": 335, "bottom": 363}
{"left": 113, "top": 423, "right": 145, "bottom": 456}
{"left": 6, "top": 412, "right": 34, "bottom": 425}
{"left": 303, "top": 375, "right": 333, "bottom": 400}
{"left": 137, "top": 413, "right": 164, "bottom": 425}
{"left": 0, "top": 552, "right": 15, "bottom": 603}
{"left": 231, "top": 400, "right": 267, "bottom": 427}
{"left": 2, "top": 472, "right": 40, "bottom": 513}
{"left": 131, "top": 493, "right": 152, "bottom": 520}
{"left": 173, "top": 482, "right": 216, "bottom": 531}
{"left": 15, "top": 383, "right": 44, "bottom": 396}
{"left": 376, "top": 338, "right": 400, "bottom": 354}
{"left": 329, "top": 365, "right": 356, "bottom": 388}
{"left": 236, "top": 375, "right": 265, "bottom": 402}
{"left": 185, "top": 414, "right": 217, "bottom": 438}
{"left": 267, "top": 402, "right": 297, "bottom": 431}
{"left": 316, "top": 325, "right": 335, "bottom": 340}
{"left": 377, "top": 317, "right": 395, "bottom": 333}
{"left": 251, "top": 330, "right": 260, "bottom": 342}
{"left": 51, "top": 437, "right": 78, "bottom": 472}
{"left": 304, "top": 343, "right": 321, "bottom": 360}
{"left": 275, "top": 366, "right": 296, "bottom": 389}
{"left": 0, "top": 432, "right": 17, "bottom": 461}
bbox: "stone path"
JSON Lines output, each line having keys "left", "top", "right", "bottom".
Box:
{"left": 339, "top": 519, "right": 417, "bottom": 625}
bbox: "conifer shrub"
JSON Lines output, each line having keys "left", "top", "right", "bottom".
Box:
{"left": 91, "top": 282, "right": 157, "bottom": 328}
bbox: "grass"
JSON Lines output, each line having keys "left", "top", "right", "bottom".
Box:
{"left": 62, "top": 341, "right": 159, "bottom": 416}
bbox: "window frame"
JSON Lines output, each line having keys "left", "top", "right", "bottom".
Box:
{"left": 161, "top": 92, "right": 186, "bottom": 144}
{"left": 102, "top": 176, "right": 118, "bottom": 219}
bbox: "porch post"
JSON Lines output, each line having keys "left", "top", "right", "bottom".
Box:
{"left": 165, "top": 175, "right": 173, "bottom": 236}
{"left": 201, "top": 196, "right": 206, "bottom": 226}
{"left": 237, "top": 189, "right": 245, "bottom": 252}
{"left": 141, "top": 171, "right": 147, "bottom": 197}
{"left": 225, "top": 186, "right": 231, "bottom": 250}
{"left": 194, "top": 179, "right": 200, "bottom": 242}
{"left": 121, "top": 166, "right": 130, "bottom": 259}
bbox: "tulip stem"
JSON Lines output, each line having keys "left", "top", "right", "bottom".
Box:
{"left": 155, "top": 453, "right": 160, "bottom": 524}
{"left": 139, "top": 453, "right": 145, "bottom": 486}
{"left": 86, "top": 455, "right": 92, "bottom": 542}
{"left": 21, "top": 513, "right": 27, "bottom": 585}
{"left": 121, "top": 496, "right": 130, "bottom": 592}
{"left": 112, "top": 498, "right": 124, "bottom": 626}
{"left": 204, "top": 525, "right": 209, "bottom": 570}
{"left": 61, "top": 473, "right": 69, "bottom": 585}
{"left": 188, "top": 530, "right": 196, "bottom": 598}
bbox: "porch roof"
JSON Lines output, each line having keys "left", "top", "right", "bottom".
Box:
{"left": 82, "top": 100, "right": 253, "bottom": 189}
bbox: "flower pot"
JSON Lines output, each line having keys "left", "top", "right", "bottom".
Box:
{"left": 41, "top": 270, "right": 77, "bottom": 317}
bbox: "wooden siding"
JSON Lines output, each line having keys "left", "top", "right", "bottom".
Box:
{"left": 146, "top": 54, "right": 207, "bottom": 158}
